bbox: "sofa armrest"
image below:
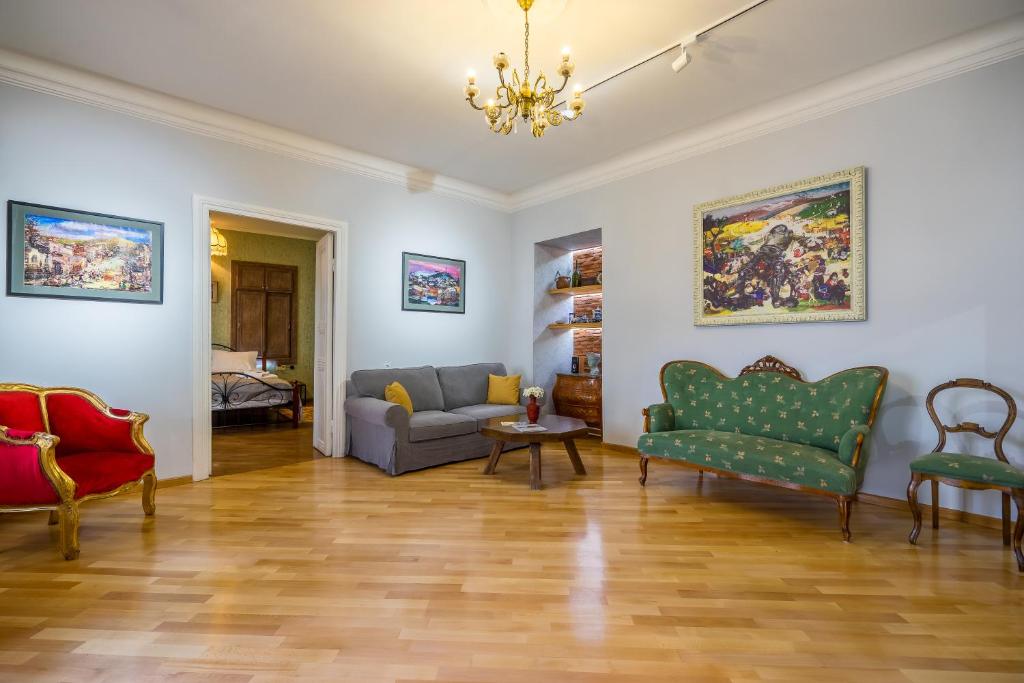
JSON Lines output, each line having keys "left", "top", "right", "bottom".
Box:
{"left": 838, "top": 424, "right": 871, "bottom": 468}
{"left": 0, "top": 427, "right": 73, "bottom": 505}
{"left": 345, "top": 397, "right": 409, "bottom": 430}
{"left": 45, "top": 392, "right": 152, "bottom": 456}
{"left": 642, "top": 402, "right": 675, "bottom": 433}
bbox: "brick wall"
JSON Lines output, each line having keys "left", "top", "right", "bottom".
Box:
{"left": 573, "top": 293, "right": 602, "bottom": 320}
{"left": 571, "top": 246, "right": 602, "bottom": 372}
{"left": 574, "top": 329, "right": 602, "bottom": 373}
{"left": 572, "top": 247, "right": 602, "bottom": 281}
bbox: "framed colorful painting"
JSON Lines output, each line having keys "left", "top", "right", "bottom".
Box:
{"left": 7, "top": 201, "right": 164, "bottom": 304}
{"left": 402, "top": 252, "right": 465, "bottom": 314}
{"left": 693, "top": 166, "right": 865, "bottom": 326}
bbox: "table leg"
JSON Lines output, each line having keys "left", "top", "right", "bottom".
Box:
{"left": 529, "top": 443, "right": 542, "bottom": 490}
{"left": 483, "top": 440, "right": 504, "bottom": 474}
{"left": 563, "top": 439, "right": 587, "bottom": 475}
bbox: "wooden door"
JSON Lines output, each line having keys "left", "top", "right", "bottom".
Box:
{"left": 231, "top": 261, "right": 298, "bottom": 364}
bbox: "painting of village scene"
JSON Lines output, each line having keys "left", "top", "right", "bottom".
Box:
{"left": 7, "top": 202, "right": 163, "bottom": 303}
{"left": 694, "top": 166, "right": 865, "bottom": 326}
{"left": 402, "top": 252, "right": 465, "bottom": 313}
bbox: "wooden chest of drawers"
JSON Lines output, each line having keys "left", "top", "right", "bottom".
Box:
{"left": 553, "top": 373, "right": 602, "bottom": 432}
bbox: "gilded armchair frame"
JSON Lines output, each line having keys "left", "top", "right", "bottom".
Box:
{"left": 640, "top": 355, "right": 888, "bottom": 541}
{"left": 0, "top": 384, "right": 156, "bottom": 560}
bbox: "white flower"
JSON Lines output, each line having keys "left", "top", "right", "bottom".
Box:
{"left": 522, "top": 386, "right": 545, "bottom": 399}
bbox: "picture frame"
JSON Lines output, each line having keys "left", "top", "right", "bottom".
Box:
{"left": 402, "top": 251, "right": 465, "bottom": 314}
{"left": 693, "top": 166, "right": 865, "bottom": 326}
{"left": 7, "top": 201, "right": 164, "bottom": 305}
{"left": 211, "top": 280, "right": 220, "bottom": 303}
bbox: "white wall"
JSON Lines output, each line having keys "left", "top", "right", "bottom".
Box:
{"left": 0, "top": 84, "right": 513, "bottom": 479}
{"left": 509, "top": 56, "right": 1024, "bottom": 518}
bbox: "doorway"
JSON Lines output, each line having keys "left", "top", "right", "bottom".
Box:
{"left": 191, "top": 196, "right": 348, "bottom": 481}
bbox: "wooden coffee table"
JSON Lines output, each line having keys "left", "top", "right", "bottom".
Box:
{"left": 479, "top": 415, "right": 589, "bottom": 490}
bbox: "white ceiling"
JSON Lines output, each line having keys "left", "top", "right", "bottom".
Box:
{"left": 0, "top": 0, "right": 1021, "bottom": 194}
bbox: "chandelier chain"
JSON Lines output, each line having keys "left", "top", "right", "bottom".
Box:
{"left": 523, "top": 8, "right": 530, "bottom": 82}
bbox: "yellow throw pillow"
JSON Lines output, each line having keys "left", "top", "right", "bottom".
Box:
{"left": 487, "top": 374, "right": 521, "bottom": 405}
{"left": 384, "top": 381, "right": 413, "bottom": 415}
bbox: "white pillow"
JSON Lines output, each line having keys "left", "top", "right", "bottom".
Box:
{"left": 211, "top": 350, "right": 258, "bottom": 373}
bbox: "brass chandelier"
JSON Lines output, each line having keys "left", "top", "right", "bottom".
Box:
{"left": 464, "top": 0, "right": 585, "bottom": 138}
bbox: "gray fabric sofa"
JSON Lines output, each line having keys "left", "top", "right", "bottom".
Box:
{"left": 344, "top": 363, "right": 526, "bottom": 475}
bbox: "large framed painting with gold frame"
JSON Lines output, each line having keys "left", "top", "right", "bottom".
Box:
{"left": 694, "top": 166, "right": 865, "bottom": 326}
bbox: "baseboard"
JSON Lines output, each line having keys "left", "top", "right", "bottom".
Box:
{"left": 601, "top": 441, "right": 1004, "bottom": 530}
{"left": 156, "top": 475, "right": 193, "bottom": 489}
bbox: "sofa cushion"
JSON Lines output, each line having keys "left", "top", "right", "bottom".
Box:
{"left": 450, "top": 403, "right": 526, "bottom": 427}
{"left": 660, "top": 361, "right": 885, "bottom": 453}
{"left": 384, "top": 382, "right": 414, "bottom": 415}
{"left": 638, "top": 429, "right": 858, "bottom": 495}
{"left": 351, "top": 366, "right": 445, "bottom": 412}
{"left": 57, "top": 450, "right": 155, "bottom": 499}
{"left": 437, "top": 363, "right": 507, "bottom": 410}
{"left": 408, "top": 411, "right": 478, "bottom": 442}
{"left": 910, "top": 452, "right": 1024, "bottom": 488}
{"left": 0, "top": 390, "right": 47, "bottom": 433}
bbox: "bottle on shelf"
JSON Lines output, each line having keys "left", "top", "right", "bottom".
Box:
{"left": 571, "top": 259, "right": 581, "bottom": 287}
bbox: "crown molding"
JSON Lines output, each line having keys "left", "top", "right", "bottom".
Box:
{"left": 0, "top": 48, "right": 514, "bottom": 213}
{"left": 1, "top": 15, "right": 1021, "bottom": 216}
{"left": 508, "top": 16, "right": 1024, "bottom": 211}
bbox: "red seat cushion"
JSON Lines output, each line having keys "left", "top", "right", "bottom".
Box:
{"left": 56, "top": 451, "right": 155, "bottom": 499}
{"left": 45, "top": 393, "right": 138, "bottom": 455}
{"left": 0, "top": 391, "right": 46, "bottom": 433}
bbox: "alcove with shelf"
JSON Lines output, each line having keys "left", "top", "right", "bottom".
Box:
{"left": 533, "top": 230, "right": 602, "bottom": 434}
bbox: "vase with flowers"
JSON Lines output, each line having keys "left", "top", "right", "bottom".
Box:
{"left": 522, "top": 386, "right": 544, "bottom": 424}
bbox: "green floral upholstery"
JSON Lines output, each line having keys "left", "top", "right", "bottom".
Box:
{"left": 910, "top": 453, "right": 1024, "bottom": 488}
{"left": 639, "top": 430, "right": 859, "bottom": 495}
{"left": 646, "top": 402, "right": 675, "bottom": 433}
{"left": 638, "top": 361, "right": 886, "bottom": 495}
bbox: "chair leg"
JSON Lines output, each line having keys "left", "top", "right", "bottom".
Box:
{"left": 1002, "top": 493, "right": 1011, "bottom": 546}
{"left": 931, "top": 479, "right": 940, "bottom": 529}
{"left": 697, "top": 469, "right": 704, "bottom": 483}
{"left": 1012, "top": 490, "right": 1024, "bottom": 572}
{"left": 142, "top": 471, "right": 157, "bottom": 516}
{"left": 57, "top": 502, "right": 80, "bottom": 561}
{"left": 837, "top": 497, "right": 853, "bottom": 542}
{"left": 48, "top": 509, "right": 59, "bottom": 526}
{"left": 907, "top": 473, "right": 924, "bottom": 545}
{"left": 638, "top": 456, "right": 648, "bottom": 486}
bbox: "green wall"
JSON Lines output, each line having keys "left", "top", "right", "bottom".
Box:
{"left": 211, "top": 229, "right": 316, "bottom": 392}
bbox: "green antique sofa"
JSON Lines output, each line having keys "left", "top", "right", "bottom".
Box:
{"left": 637, "top": 355, "right": 888, "bottom": 540}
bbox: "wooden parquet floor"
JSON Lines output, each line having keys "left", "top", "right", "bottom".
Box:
{"left": 0, "top": 440, "right": 1021, "bottom": 682}
{"left": 212, "top": 407, "right": 318, "bottom": 478}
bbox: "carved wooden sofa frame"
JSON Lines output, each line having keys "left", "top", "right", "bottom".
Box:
{"left": 639, "top": 355, "right": 888, "bottom": 541}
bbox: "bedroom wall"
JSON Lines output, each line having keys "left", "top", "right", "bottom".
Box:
{"left": 0, "top": 83, "right": 514, "bottom": 480}
{"left": 210, "top": 229, "right": 317, "bottom": 391}
{"left": 508, "top": 55, "right": 1024, "bottom": 519}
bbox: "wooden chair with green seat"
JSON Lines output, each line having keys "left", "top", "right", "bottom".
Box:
{"left": 907, "top": 378, "right": 1023, "bottom": 571}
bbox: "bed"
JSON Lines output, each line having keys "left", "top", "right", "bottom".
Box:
{"left": 211, "top": 344, "right": 301, "bottom": 428}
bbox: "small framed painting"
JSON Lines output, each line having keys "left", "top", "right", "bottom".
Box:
{"left": 694, "top": 166, "right": 865, "bottom": 326}
{"left": 7, "top": 201, "right": 164, "bottom": 304}
{"left": 402, "top": 252, "right": 465, "bottom": 314}
{"left": 211, "top": 280, "right": 220, "bottom": 303}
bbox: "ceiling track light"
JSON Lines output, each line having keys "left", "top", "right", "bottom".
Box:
{"left": 546, "top": 0, "right": 771, "bottom": 114}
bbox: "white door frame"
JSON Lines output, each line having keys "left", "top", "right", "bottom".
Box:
{"left": 191, "top": 195, "right": 349, "bottom": 481}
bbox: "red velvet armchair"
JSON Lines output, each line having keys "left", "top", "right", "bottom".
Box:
{"left": 0, "top": 384, "right": 156, "bottom": 560}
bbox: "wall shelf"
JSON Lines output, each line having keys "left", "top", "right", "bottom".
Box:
{"left": 548, "top": 322, "right": 602, "bottom": 331}
{"left": 547, "top": 284, "right": 602, "bottom": 296}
